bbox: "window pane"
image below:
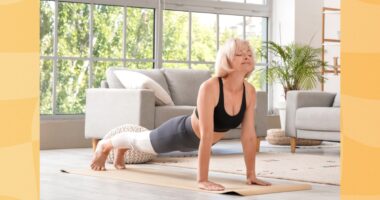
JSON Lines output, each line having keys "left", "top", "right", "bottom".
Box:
{"left": 219, "top": 15, "right": 244, "bottom": 45}
{"left": 93, "top": 5, "right": 123, "bottom": 58}
{"left": 163, "top": 10, "right": 189, "bottom": 61}
{"left": 246, "top": 17, "right": 268, "bottom": 63}
{"left": 192, "top": 63, "right": 214, "bottom": 71}
{"left": 162, "top": 63, "right": 189, "bottom": 69}
{"left": 93, "top": 61, "right": 123, "bottom": 88}
{"left": 248, "top": 66, "right": 265, "bottom": 91}
{"left": 40, "top": 1, "right": 55, "bottom": 56}
{"left": 126, "top": 8, "right": 154, "bottom": 59}
{"left": 246, "top": 0, "right": 266, "bottom": 5}
{"left": 56, "top": 59, "right": 89, "bottom": 114}
{"left": 126, "top": 62, "right": 153, "bottom": 70}
{"left": 192, "top": 13, "right": 217, "bottom": 62}
{"left": 58, "top": 2, "right": 89, "bottom": 57}
{"left": 40, "top": 59, "right": 53, "bottom": 114}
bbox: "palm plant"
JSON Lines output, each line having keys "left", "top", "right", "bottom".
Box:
{"left": 260, "top": 41, "right": 326, "bottom": 99}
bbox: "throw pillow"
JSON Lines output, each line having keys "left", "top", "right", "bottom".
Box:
{"left": 114, "top": 70, "right": 174, "bottom": 106}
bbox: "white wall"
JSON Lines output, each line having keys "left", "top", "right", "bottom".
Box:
{"left": 271, "top": 0, "right": 295, "bottom": 45}
{"left": 295, "top": 0, "right": 323, "bottom": 48}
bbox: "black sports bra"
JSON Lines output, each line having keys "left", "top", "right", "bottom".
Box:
{"left": 195, "top": 77, "right": 246, "bottom": 132}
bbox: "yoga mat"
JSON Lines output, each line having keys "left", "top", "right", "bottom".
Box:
{"left": 61, "top": 164, "right": 311, "bottom": 196}
{"left": 150, "top": 153, "right": 340, "bottom": 185}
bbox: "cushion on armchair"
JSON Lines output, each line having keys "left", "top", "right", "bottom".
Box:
{"left": 295, "top": 107, "right": 340, "bottom": 131}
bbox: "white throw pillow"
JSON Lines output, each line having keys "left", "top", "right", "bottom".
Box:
{"left": 114, "top": 70, "right": 174, "bottom": 106}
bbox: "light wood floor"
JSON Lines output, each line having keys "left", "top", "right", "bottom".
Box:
{"left": 40, "top": 140, "right": 340, "bottom": 200}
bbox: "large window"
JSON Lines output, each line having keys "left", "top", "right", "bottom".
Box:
{"left": 40, "top": 0, "right": 270, "bottom": 115}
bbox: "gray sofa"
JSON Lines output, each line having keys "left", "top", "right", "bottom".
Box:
{"left": 285, "top": 90, "right": 340, "bottom": 153}
{"left": 85, "top": 67, "right": 268, "bottom": 152}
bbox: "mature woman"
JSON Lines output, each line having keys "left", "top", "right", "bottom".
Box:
{"left": 91, "top": 38, "right": 271, "bottom": 191}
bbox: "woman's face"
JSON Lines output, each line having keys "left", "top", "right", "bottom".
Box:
{"left": 230, "top": 42, "right": 254, "bottom": 74}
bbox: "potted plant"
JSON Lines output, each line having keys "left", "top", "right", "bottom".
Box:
{"left": 260, "top": 41, "right": 326, "bottom": 129}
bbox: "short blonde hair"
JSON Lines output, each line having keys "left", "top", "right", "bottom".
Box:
{"left": 214, "top": 38, "right": 255, "bottom": 78}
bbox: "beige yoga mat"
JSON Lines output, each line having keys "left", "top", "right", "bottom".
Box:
{"left": 61, "top": 164, "right": 311, "bottom": 196}
{"left": 150, "top": 152, "right": 340, "bottom": 185}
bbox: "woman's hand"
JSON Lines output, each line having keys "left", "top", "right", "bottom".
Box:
{"left": 246, "top": 176, "right": 272, "bottom": 186}
{"left": 198, "top": 181, "right": 225, "bottom": 191}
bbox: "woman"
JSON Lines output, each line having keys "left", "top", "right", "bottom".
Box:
{"left": 91, "top": 38, "right": 271, "bottom": 191}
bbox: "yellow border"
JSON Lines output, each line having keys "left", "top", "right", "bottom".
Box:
{"left": 0, "top": 0, "right": 39, "bottom": 199}
{"left": 341, "top": 0, "right": 380, "bottom": 199}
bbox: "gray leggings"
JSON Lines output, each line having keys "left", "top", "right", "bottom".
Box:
{"left": 149, "top": 115, "right": 200, "bottom": 153}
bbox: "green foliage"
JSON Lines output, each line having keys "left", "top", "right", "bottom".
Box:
{"left": 93, "top": 5, "right": 123, "bottom": 58}
{"left": 261, "top": 41, "right": 326, "bottom": 98}
{"left": 40, "top": 59, "right": 53, "bottom": 114}
{"left": 191, "top": 13, "right": 217, "bottom": 62}
{"left": 58, "top": 2, "right": 89, "bottom": 57}
{"left": 163, "top": 11, "right": 189, "bottom": 61}
{"left": 126, "top": 8, "right": 154, "bottom": 61}
{"left": 56, "top": 60, "right": 88, "bottom": 114}
{"left": 40, "top": 1, "right": 54, "bottom": 56}
{"left": 40, "top": 1, "right": 54, "bottom": 114}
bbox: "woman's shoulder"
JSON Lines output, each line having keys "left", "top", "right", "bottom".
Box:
{"left": 200, "top": 77, "right": 219, "bottom": 92}
{"left": 243, "top": 80, "right": 257, "bottom": 105}
{"left": 244, "top": 80, "right": 256, "bottom": 94}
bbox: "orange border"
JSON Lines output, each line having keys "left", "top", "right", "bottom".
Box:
{"left": 0, "top": 0, "right": 40, "bottom": 199}
{"left": 341, "top": 0, "right": 380, "bottom": 199}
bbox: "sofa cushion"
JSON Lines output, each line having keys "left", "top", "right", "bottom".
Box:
{"left": 295, "top": 107, "right": 340, "bottom": 131}
{"left": 114, "top": 70, "right": 174, "bottom": 106}
{"left": 332, "top": 93, "right": 340, "bottom": 107}
{"left": 106, "top": 67, "right": 170, "bottom": 94}
{"left": 155, "top": 106, "right": 195, "bottom": 127}
{"left": 162, "top": 69, "right": 211, "bottom": 106}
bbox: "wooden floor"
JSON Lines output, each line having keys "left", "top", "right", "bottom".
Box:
{"left": 40, "top": 140, "right": 340, "bottom": 200}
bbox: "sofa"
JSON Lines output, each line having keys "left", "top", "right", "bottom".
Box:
{"left": 85, "top": 67, "right": 268, "bottom": 152}
{"left": 285, "top": 90, "right": 340, "bottom": 153}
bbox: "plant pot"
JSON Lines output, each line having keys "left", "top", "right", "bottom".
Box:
{"left": 276, "top": 100, "right": 287, "bottom": 130}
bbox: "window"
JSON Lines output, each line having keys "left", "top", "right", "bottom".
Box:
{"left": 162, "top": 11, "right": 268, "bottom": 90}
{"left": 40, "top": 0, "right": 270, "bottom": 115}
{"left": 40, "top": 1, "right": 154, "bottom": 115}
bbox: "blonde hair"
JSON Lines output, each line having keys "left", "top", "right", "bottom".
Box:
{"left": 214, "top": 38, "right": 255, "bottom": 78}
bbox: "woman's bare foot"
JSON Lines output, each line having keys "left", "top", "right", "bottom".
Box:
{"left": 91, "top": 139, "right": 113, "bottom": 171}
{"left": 114, "top": 148, "right": 128, "bottom": 169}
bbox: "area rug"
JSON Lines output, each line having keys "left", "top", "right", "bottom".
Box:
{"left": 61, "top": 164, "right": 311, "bottom": 196}
{"left": 150, "top": 152, "right": 340, "bottom": 186}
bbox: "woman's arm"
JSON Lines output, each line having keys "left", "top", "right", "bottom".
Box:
{"left": 240, "top": 84, "right": 271, "bottom": 186}
{"left": 196, "top": 80, "right": 225, "bottom": 191}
